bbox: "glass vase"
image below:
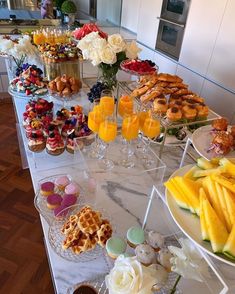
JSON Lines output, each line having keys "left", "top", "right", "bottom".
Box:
{"left": 97, "top": 63, "right": 118, "bottom": 91}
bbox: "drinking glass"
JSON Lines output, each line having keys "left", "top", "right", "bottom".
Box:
{"left": 87, "top": 100, "right": 105, "bottom": 159}
{"left": 33, "top": 29, "right": 44, "bottom": 45}
{"left": 98, "top": 112, "right": 117, "bottom": 170}
{"left": 100, "top": 89, "right": 115, "bottom": 117}
{"left": 118, "top": 95, "right": 134, "bottom": 118}
{"left": 120, "top": 112, "right": 139, "bottom": 168}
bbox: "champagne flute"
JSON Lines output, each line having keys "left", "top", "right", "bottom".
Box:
{"left": 100, "top": 89, "right": 115, "bottom": 117}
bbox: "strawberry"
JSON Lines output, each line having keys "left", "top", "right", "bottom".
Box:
{"left": 26, "top": 89, "right": 31, "bottom": 96}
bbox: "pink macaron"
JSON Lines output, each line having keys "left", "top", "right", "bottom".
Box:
{"left": 54, "top": 176, "right": 70, "bottom": 192}
{"left": 62, "top": 194, "right": 77, "bottom": 207}
{"left": 40, "top": 181, "right": 55, "bottom": 197}
{"left": 54, "top": 205, "right": 69, "bottom": 218}
{"left": 64, "top": 182, "right": 80, "bottom": 196}
{"left": 46, "top": 193, "right": 63, "bottom": 210}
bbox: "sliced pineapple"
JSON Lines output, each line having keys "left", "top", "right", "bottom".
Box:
{"left": 223, "top": 223, "right": 235, "bottom": 260}
{"left": 199, "top": 188, "right": 210, "bottom": 241}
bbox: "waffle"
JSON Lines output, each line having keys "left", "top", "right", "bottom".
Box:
{"left": 61, "top": 215, "right": 79, "bottom": 235}
{"left": 97, "top": 221, "right": 113, "bottom": 248}
{"left": 71, "top": 233, "right": 91, "bottom": 254}
{"left": 78, "top": 209, "right": 102, "bottom": 235}
{"left": 62, "top": 229, "right": 82, "bottom": 250}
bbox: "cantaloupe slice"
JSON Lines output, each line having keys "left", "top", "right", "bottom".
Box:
{"left": 173, "top": 177, "right": 200, "bottom": 215}
{"left": 222, "top": 187, "right": 235, "bottom": 226}
{"left": 212, "top": 174, "right": 235, "bottom": 193}
{"left": 204, "top": 176, "right": 227, "bottom": 227}
{"left": 214, "top": 182, "right": 232, "bottom": 232}
{"left": 203, "top": 197, "right": 229, "bottom": 253}
{"left": 199, "top": 188, "right": 210, "bottom": 241}
{"left": 223, "top": 223, "right": 235, "bottom": 259}
{"left": 164, "top": 180, "right": 190, "bottom": 210}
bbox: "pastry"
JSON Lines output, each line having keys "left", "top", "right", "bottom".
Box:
{"left": 147, "top": 231, "right": 165, "bottom": 251}
{"left": 182, "top": 105, "right": 197, "bottom": 120}
{"left": 73, "top": 285, "right": 98, "bottom": 294}
{"left": 48, "top": 74, "right": 81, "bottom": 97}
{"left": 46, "top": 132, "right": 65, "bottom": 156}
{"left": 126, "top": 226, "right": 145, "bottom": 248}
{"left": 55, "top": 176, "right": 70, "bottom": 192}
{"left": 212, "top": 117, "right": 228, "bottom": 132}
{"left": 77, "top": 208, "right": 101, "bottom": 234}
{"left": 210, "top": 132, "right": 234, "bottom": 155}
{"left": 135, "top": 244, "right": 156, "bottom": 266}
{"left": 153, "top": 99, "right": 168, "bottom": 114}
{"left": 157, "top": 248, "right": 173, "bottom": 272}
{"left": 61, "top": 194, "right": 77, "bottom": 207}
{"left": 28, "top": 132, "right": 46, "bottom": 152}
{"left": 230, "top": 126, "right": 235, "bottom": 139}
{"left": 169, "top": 94, "right": 182, "bottom": 104}
{"left": 158, "top": 73, "right": 183, "bottom": 83}
{"left": 40, "top": 181, "right": 55, "bottom": 197}
{"left": 64, "top": 182, "right": 80, "bottom": 196}
{"left": 131, "top": 85, "right": 149, "bottom": 97}
{"left": 196, "top": 103, "right": 209, "bottom": 118}
{"left": 166, "top": 107, "right": 182, "bottom": 121}
{"left": 151, "top": 264, "right": 169, "bottom": 291}
{"left": 46, "top": 193, "right": 63, "bottom": 210}
{"left": 61, "top": 118, "right": 77, "bottom": 138}
{"left": 169, "top": 100, "right": 183, "bottom": 109}
{"left": 182, "top": 98, "right": 197, "bottom": 107}
{"left": 66, "top": 130, "right": 77, "bottom": 154}
{"left": 140, "top": 87, "right": 164, "bottom": 103}
{"left": 106, "top": 237, "right": 127, "bottom": 259}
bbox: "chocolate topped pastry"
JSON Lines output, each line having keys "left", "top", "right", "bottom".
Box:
{"left": 166, "top": 107, "right": 182, "bottom": 121}
{"left": 73, "top": 285, "right": 98, "bottom": 294}
{"left": 171, "top": 107, "right": 179, "bottom": 113}
{"left": 153, "top": 98, "right": 168, "bottom": 114}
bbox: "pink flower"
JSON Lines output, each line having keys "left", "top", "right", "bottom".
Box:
{"left": 73, "top": 23, "right": 107, "bottom": 40}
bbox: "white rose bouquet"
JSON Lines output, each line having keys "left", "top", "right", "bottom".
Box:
{"left": 77, "top": 29, "right": 141, "bottom": 89}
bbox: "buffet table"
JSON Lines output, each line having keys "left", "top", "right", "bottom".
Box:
{"left": 8, "top": 86, "right": 235, "bottom": 294}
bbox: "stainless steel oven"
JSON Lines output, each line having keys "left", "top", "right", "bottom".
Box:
{"left": 156, "top": 0, "right": 191, "bottom": 60}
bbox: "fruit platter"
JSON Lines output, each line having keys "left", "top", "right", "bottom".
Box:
{"left": 9, "top": 64, "right": 48, "bottom": 97}
{"left": 120, "top": 59, "right": 158, "bottom": 76}
{"left": 165, "top": 157, "right": 235, "bottom": 266}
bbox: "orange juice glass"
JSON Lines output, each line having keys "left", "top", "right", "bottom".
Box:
{"left": 122, "top": 114, "right": 139, "bottom": 141}
{"left": 138, "top": 111, "right": 150, "bottom": 132}
{"left": 100, "top": 96, "right": 115, "bottom": 117}
{"left": 118, "top": 95, "right": 133, "bottom": 117}
{"left": 88, "top": 110, "right": 103, "bottom": 133}
{"left": 33, "top": 31, "right": 44, "bottom": 45}
{"left": 142, "top": 117, "right": 160, "bottom": 139}
{"left": 99, "top": 120, "right": 117, "bottom": 143}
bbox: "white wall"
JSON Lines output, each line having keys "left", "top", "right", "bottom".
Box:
{"left": 75, "top": 0, "right": 89, "bottom": 14}
{"left": 121, "top": 0, "right": 140, "bottom": 33}
{"left": 97, "top": 0, "right": 122, "bottom": 26}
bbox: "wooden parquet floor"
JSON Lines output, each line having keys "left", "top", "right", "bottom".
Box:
{"left": 0, "top": 99, "right": 54, "bottom": 294}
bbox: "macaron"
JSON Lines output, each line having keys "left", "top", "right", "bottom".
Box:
{"left": 46, "top": 193, "right": 63, "bottom": 210}
{"left": 135, "top": 244, "right": 156, "bottom": 266}
{"left": 40, "top": 181, "right": 55, "bottom": 197}
{"left": 147, "top": 231, "right": 165, "bottom": 252}
{"left": 62, "top": 194, "right": 77, "bottom": 207}
{"left": 64, "top": 182, "right": 80, "bottom": 196}
{"left": 126, "top": 226, "right": 145, "bottom": 248}
{"left": 55, "top": 176, "right": 70, "bottom": 192}
{"left": 54, "top": 205, "right": 69, "bottom": 218}
{"left": 106, "top": 237, "right": 127, "bottom": 259}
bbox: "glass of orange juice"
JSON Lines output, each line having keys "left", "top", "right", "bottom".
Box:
{"left": 100, "top": 90, "right": 115, "bottom": 117}
{"left": 33, "top": 30, "right": 45, "bottom": 45}
{"left": 118, "top": 95, "right": 133, "bottom": 118}
{"left": 98, "top": 110, "right": 117, "bottom": 170}
{"left": 121, "top": 112, "right": 139, "bottom": 168}
{"left": 87, "top": 100, "right": 104, "bottom": 159}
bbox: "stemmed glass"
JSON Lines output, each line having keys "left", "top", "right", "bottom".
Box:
{"left": 99, "top": 89, "right": 115, "bottom": 117}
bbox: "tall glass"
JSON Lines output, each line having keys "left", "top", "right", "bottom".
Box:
{"left": 98, "top": 111, "right": 117, "bottom": 170}
{"left": 100, "top": 89, "right": 115, "bottom": 117}
{"left": 120, "top": 112, "right": 139, "bottom": 168}
{"left": 118, "top": 95, "right": 134, "bottom": 118}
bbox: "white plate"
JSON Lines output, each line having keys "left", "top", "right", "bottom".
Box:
{"left": 192, "top": 125, "right": 235, "bottom": 160}
{"left": 165, "top": 164, "right": 235, "bottom": 267}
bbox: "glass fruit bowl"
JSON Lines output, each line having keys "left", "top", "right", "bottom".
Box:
{"left": 120, "top": 59, "right": 159, "bottom": 76}
{"left": 48, "top": 203, "right": 114, "bottom": 262}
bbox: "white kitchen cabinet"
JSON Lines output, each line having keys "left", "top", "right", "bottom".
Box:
{"left": 136, "top": 0, "right": 163, "bottom": 49}
{"left": 206, "top": 0, "right": 235, "bottom": 92}
{"left": 179, "top": 0, "right": 227, "bottom": 76}
{"left": 153, "top": 52, "right": 177, "bottom": 75}
{"left": 121, "top": 0, "right": 140, "bottom": 33}
{"left": 200, "top": 80, "right": 235, "bottom": 120}
{"left": 175, "top": 65, "right": 204, "bottom": 94}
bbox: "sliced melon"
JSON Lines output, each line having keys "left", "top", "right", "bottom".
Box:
{"left": 205, "top": 176, "right": 227, "bottom": 227}
{"left": 174, "top": 177, "right": 200, "bottom": 215}
{"left": 223, "top": 223, "right": 235, "bottom": 259}
{"left": 219, "top": 158, "right": 235, "bottom": 177}
{"left": 197, "top": 157, "right": 216, "bottom": 170}
{"left": 203, "top": 197, "right": 229, "bottom": 253}
{"left": 193, "top": 167, "right": 224, "bottom": 178}
{"left": 222, "top": 187, "right": 235, "bottom": 226}
{"left": 164, "top": 180, "right": 190, "bottom": 210}
{"left": 199, "top": 188, "right": 210, "bottom": 241}
{"left": 183, "top": 165, "right": 201, "bottom": 180}
{"left": 212, "top": 174, "right": 235, "bottom": 193}
{"left": 214, "top": 182, "right": 232, "bottom": 232}
{"left": 210, "top": 157, "right": 220, "bottom": 166}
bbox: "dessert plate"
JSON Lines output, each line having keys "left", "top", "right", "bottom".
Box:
{"left": 8, "top": 86, "right": 48, "bottom": 98}
{"left": 192, "top": 125, "right": 235, "bottom": 160}
{"left": 165, "top": 164, "right": 235, "bottom": 267}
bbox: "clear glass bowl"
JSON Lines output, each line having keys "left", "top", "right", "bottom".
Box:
{"left": 120, "top": 59, "right": 159, "bottom": 76}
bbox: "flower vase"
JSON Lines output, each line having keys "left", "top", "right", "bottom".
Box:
{"left": 98, "top": 63, "right": 118, "bottom": 91}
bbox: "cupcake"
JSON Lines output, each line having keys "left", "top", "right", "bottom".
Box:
{"left": 28, "top": 132, "right": 46, "bottom": 153}
{"left": 46, "top": 132, "right": 65, "bottom": 156}
{"left": 64, "top": 182, "right": 80, "bottom": 196}
{"left": 66, "top": 130, "right": 77, "bottom": 154}
{"left": 46, "top": 193, "right": 63, "bottom": 210}
{"left": 40, "top": 181, "right": 55, "bottom": 197}
{"left": 126, "top": 226, "right": 145, "bottom": 248}
{"left": 147, "top": 231, "right": 165, "bottom": 252}
{"left": 54, "top": 175, "right": 70, "bottom": 192}
{"left": 158, "top": 248, "right": 173, "bottom": 272}
{"left": 135, "top": 244, "right": 156, "bottom": 266}
{"left": 62, "top": 194, "right": 77, "bottom": 207}
{"left": 106, "top": 237, "right": 127, "bottom": 259}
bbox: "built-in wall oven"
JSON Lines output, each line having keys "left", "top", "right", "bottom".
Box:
{"left": 156, "top": 0, "right": 191, "bottom": 60}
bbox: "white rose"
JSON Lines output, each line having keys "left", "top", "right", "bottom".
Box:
{"left": 105, "top": 255, "right": 159, "bottom": 294}
{"left": 89, "top": 50, "right": 101, "bottom": 66}
{"left": 125, "top": 41, "right": 142, "bottom": 59}
{"left": 77, "top": 31, "right": 100, "bottom": 51}
{"left": 108, "top": 34, "right": 126, "bottom": 53}
{"left": 99, "top": 45, "right": 117, "bottom": 65}
{"left": 92, "top": 37, "right": 107, "bottom": 50}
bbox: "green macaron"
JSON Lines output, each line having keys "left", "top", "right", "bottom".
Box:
{"left": 106, "top": 237, "right": 127, "bottom": 259}
{"left": 127, "top": 226, "right": 145, "bottom": 247}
